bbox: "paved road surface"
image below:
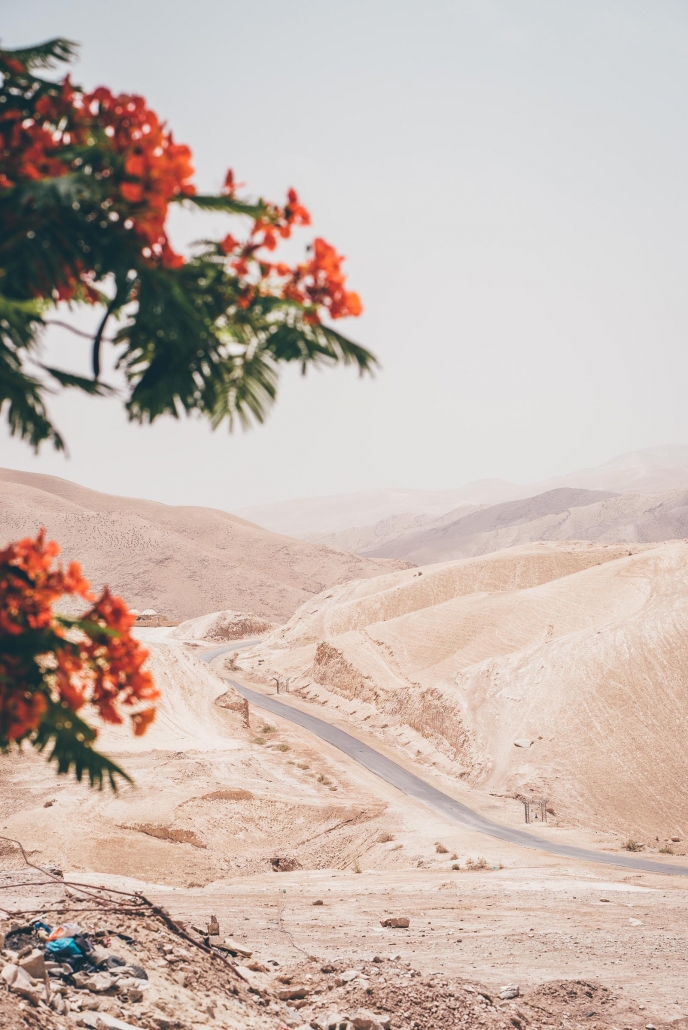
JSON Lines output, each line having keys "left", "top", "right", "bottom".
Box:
{"left": 201, "top": 643, "right": 688, "bottom": 878}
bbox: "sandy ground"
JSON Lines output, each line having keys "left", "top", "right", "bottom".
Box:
{"left": 154, "top": 864, "right": 688, "bottom": 1022}
{"left": 3, "top": 634, "right": 688, "bottom": 1025}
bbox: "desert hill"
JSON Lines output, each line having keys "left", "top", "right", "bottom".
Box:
{"left": 0, "top": 467, "right": 410, "bottom": 622}
{"left": 237, "top": 539, "right": 688, "bottom": 840}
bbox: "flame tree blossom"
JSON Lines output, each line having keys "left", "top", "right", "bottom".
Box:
{"left": 0, "top": 529, "right": 158, "bottom": 788}
{"left": 0, "top": 38, "right": 373, "bottom": 452}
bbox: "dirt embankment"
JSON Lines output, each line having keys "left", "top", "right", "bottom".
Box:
{"left": 236, "top": 540, "right": 688, "bottom": 841}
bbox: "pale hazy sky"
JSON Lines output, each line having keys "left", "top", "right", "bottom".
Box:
{"left": 3, "top": 1, "right": 688, "bottom": 509}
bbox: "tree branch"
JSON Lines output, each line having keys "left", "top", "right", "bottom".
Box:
{"left": 44, "top": 320, "right": 116, "bottom": 343}
{"left": 92, "top": 301, "right": 117, "bottom": 379}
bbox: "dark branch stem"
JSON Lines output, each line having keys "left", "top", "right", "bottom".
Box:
{"left": 44, "top": 320, "right": 116, "bottom": 343}
{"left": 92, "top": 300, "right": 118, "bottom": 379}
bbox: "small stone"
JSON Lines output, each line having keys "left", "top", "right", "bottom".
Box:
{"left": 499, "top": 985, "right": 519, "bottom": 1000}
{"left": 1, "top": 963, "right": 41, "bottom": 1003}
{"left": 513, "top": 739, "right": 533, "bottom": 749}
{"left": 51, "top": 994, "right": 66, "bottom": 1015}
{"left": 324, "top": 1015, "right": 349, "bottom": 1030}
{"left": 18, "top": 948, "right": 45, "bottom": 980}
{"left": 352, "top": 1009, "right": 377, "bottom": 1029}
{"left": 671, "top": 836, "right": 681, "bottom": 842}
{"left": 219, "top": 936, "right": 252, "bottom": 957}
{"left": 336, "top": 968, "right": 359, "bottom": 984}
{"left": 380, "top": 917, "right": 410, "bottom": 928}
{"left": 313, "top": 900, "right": 324, "bottom": 906}
{"left": 278, "top": 985, "right": 309, "bottom": 1000}
{"left": 245, "top": 958, "right": 269, "bottom": 972}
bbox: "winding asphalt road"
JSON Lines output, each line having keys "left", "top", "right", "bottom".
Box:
{"left": 201, "top": 642, "right": 688, "bottom": 878}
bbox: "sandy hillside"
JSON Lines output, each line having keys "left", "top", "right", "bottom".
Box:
{"left": 235, "top": 539, "right": 688, "bottom": 841}
{"left": 0, "top": 468, "right": 409, "bottom": 622}
{"left": 171, "top": 609, "right": 276, "bottom": 642}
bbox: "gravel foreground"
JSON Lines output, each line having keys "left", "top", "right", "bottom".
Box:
{"left": 2, "top": 875, "right": 687, "bottom": 1030}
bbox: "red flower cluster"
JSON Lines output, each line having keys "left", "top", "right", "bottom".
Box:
{"left": 219, "top": 176, "right": 362, "bottom": 322}
{"left": 86, "top": 87, "right": 195, "bottom": 267}
{"left": 0, "top": 50, "right": 362, "bottom": 323}
{"left": 287, "top": 237, "right": 363, "bottom": 320}
{"left": 0, "top": 58, "right": 195, "bottom": 280}
{"left": 0, "top": 530, "right": 158, "bottom": 744}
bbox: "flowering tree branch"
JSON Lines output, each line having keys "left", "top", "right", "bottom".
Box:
{"left": 0, "top": 37, "right": 375, "bottom": 451}
{"left": 0, "top": 530, "right": 158, "bottom": 788}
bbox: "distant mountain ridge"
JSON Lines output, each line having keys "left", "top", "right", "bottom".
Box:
{"left": 367, "top": 486, "right": 688, "bottom": 564}
{"left": 236, "top": 445, "right": 688, "bottom": 538}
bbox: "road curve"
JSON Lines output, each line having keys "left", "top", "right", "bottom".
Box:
{"left": 201, "top": 644, "right": 688, "bottom": 878}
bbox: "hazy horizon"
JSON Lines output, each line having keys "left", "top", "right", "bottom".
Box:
{"left": 3, "top": 1, "right": 688, "bottom": 510}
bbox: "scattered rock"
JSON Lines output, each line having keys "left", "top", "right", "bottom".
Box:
{"left": 513, "top": 739, "right": 533, "bottom": 748}
{"left": 17, "top": 949, "right": 45, "bottom": 980}
{"left": 74, "top": 971, "right": 114, "bottom": 992}
{"left": 499, "top": 984, "right": 519, "bottom": 999}
{"left": 278, "top": 985, "right": 310, "bottom": 1000}
{"left": 336, "top": 969, "right": 360, "bottom": 984}
{"left": 217, "top": 937, "right": 252, "bottom": 957}
{"left": 313, "top": 899, "right": 324, "bottom": 906}
{"left": 245, "top": 958, "right": 269, "bottom": 972}
{"left": 380, "top": 917, "right": 410, "bottom": 928}
{"left": 1, "top": 963, "right": 41, "bottom": 1003}
{"left": 271, "top": 855, "right": 302, "bottom": 872}
{"left": 352, "top": 1009, "right": 377, "bottom": 1028}
{"left": 322, "top": 1014, "right": 349, "bottom": 1030}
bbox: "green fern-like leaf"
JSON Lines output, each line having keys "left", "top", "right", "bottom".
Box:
{"left": 2, "top": 37, "right": 78, "bottom": 71}
{"left": 32, "top": 699, "right": 132, "bottom": 791}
